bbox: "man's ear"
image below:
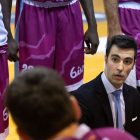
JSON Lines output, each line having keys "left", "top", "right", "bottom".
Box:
{"left": 105, "top": 55, "right": 107, "bottom": 64}
{"left": 70, "top": 96, "right": 81, "bottom": 121}
{"left": 132, "top": 60, "right": 136, "bottom": 69}
{"left": 17, "top": 128, "right": 31, "bottom": 140}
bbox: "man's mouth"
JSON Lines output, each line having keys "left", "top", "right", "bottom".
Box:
{"left": 114, "top": 74, "right": 123, "bottom": 80}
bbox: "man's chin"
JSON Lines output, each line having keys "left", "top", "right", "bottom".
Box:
{"left": 112, "top": 80, "right": 124, "bottom": 88}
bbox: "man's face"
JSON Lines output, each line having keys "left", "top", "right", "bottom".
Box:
{"left": 105, "top": 45, "right": 135, "bottom": 89}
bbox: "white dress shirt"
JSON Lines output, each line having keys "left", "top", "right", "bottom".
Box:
{"left": 101, "top": 72, "right": 125, "bottom": 129}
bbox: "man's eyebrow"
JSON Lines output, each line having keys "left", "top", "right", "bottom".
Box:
{"left": 111, "top": 54, "right": 133, "bottom": 60}
{"left": 124, "top": 57, "right": 133, "bottom": 61}
{"left": 111, "top": 54, "right": 120, "bottom": 58}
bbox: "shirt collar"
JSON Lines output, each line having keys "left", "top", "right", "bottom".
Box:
{"left": 73, "top": 124, "right": 90, "bottom": 139}
{"left": 101, "top": 72, "right": 123, "bottom": 94}
{"left": 53, "top": 124, "right": 90, "bottom": 140}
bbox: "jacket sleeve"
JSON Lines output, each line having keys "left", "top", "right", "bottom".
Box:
{"left": 72, "top": 87, "right": 92, "bottom": 126}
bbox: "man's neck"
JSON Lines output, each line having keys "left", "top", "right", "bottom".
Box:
{"left": 104, "top": 71, "right": 122, "bottom": 89}
{"left": 48, "top": 123, "right": 79, "bottom": 140}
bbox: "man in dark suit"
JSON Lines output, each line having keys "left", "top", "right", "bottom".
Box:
{"left": 72, "top": 35, "right": 140, "bottom": 139}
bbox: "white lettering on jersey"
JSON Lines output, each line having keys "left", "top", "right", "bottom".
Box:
{"left": 3, "top": 107, "right": 8, "bottom": 121}
{"left": 22, "top": 64, "right": 34, "bottom": 72}
{"left": 70, "top": 65, "right": 84, "bottom": 78}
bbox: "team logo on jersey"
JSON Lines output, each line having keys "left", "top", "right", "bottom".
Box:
{"left": 70, "top": 65, "right": 84, "bottom": 79}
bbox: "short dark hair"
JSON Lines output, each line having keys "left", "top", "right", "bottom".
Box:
{"left": 106, "top": 35, "right": 137, "bottom": 60}
{"left": 5, "top": 67, "right": 76, "bottom": 140}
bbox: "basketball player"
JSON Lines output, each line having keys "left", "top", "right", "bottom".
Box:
{"left": 1, "top": 0, "right": 99, "bottom": 92}
{"left": 0, "top": 3, "right": 9, "bottom": 140}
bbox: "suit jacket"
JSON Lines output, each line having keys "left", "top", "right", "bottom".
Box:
{"left": 72, "top": 73, "right": 140, "bottom": 139}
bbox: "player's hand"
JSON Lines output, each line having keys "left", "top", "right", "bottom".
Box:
{"left": 7, "top": 38, "right": 19, "bottom": 62}
{"left": 84, "top": 28, "right": 99, "bottom": 55}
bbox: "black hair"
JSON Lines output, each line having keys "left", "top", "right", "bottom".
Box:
{"left": 106, "top": 35, "right": 137, "bottom": 60}
{"left": 5, "top": 67, "right": 76, "bottom": 140}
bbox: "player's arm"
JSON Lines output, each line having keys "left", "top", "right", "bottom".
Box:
{"left": 0, "top": 0, "right": 19, "bottom": 62}
{"left": 79, "top": 0, "right": 99, "bottom": 55}
{"left": 103, "top": 0, "right": 123, "bottom": 42}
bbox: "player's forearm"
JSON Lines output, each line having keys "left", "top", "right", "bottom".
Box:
{"left": 1, "top": 0, "right": 13, "bottom": 40}
{"left": 103, "top": 0, "right": 122, "bottom": 32}
{"left": 79, "top": 0, "right": 97, "bottom": 30}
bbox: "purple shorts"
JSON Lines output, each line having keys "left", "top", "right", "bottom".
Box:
{"left": 15, "top": 0, "right": 84, "bottom": 92}
{"left": 118, "top": 0, "right": 140, "bottom": 3}
{"left": 0, "top": 53, "right": 9, "bottom": 139}
{"left": 118, "top": 2, "right": 140, "bottom": 86}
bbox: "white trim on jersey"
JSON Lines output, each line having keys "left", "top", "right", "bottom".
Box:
{"left": 0, "top": 127, "right": 9, "bottom": 140}
{"left": 65, "top": 79, "right": 83, "bottom": 92}
{"left": 22, "top": 0, "right": 77, "bottom": 8}
{"left": 1, "top": 51, "right": 6, "bottom": 53}
{"left": 118, "top": 2, "right": 140, "bottom": 10}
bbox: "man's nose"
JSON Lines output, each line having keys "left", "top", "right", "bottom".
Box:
{"left": 117, "top": 61, "right": 124, "bottom": 71}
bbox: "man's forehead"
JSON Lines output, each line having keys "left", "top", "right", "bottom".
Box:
{"left": 109, "top": 45, "right": 135, "bottom": 59}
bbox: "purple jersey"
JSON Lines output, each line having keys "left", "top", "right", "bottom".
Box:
{"left": 0, "top": 44, "right": 8, "bottom": 53}
{"left": 118, "top": 0, "right": 140, "bottom": 3}
{"left": 15, "top": 0, "right": 84, "bottom": 92}
{"left": 21, "top": 0, "right": 77, "bottom": 8}
{"left": 62, "top": 128, "right": 136, "bottom": 140}
{"left": 27, "top": 0, "right": 73, "bottom": 2}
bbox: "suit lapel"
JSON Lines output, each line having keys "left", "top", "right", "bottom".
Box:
{"left": 123, "top": 83, "right": 133, "bottom": 131}
{"left": 95, "top": 73, "right": 114, "bottom": 127}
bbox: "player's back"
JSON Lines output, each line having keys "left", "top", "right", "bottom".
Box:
{"left": 62, "top": 128, "right": 136, "bottom": 140}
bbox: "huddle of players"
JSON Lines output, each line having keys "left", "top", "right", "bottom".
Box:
{"left": 5, "top": 35, "right": 140, "bottom": 140}
{"left": 0, "top": 0, "right": 139, "bottom": 140}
